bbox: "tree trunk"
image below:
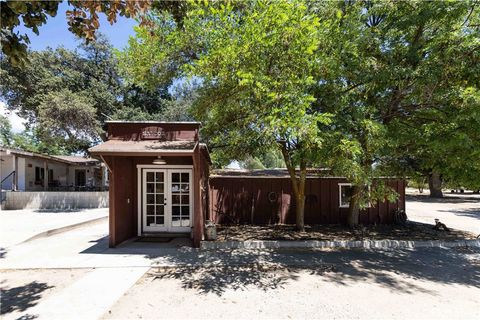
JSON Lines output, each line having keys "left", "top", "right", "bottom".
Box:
{"left": 428, "top": 172, "right": 443, "bottom": 198}
{"left": 295, "top": 193, "right": 305, "bottom": 232}
{"left": 347, "top": 185, "right": 361, "bottom": 228}
{"left": 279, "top": 142, "right": 306, "bottom": 232}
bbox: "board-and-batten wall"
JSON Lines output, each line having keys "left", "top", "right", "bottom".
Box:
{"left": 208, "top": 177, "right": 406, "bottom": 225}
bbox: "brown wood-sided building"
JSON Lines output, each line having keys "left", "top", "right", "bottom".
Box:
{"left": 209, "top": 170, "right": 406, "bottom": 226}
{"left": 89, "top": 121, "right": 210, "bottom": 247}
{"left": 90, "top": 121, "right": 405, "bottom": 248}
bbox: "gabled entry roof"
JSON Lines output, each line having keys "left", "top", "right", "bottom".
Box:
{"left": 87, "top": 121, "right": 211, "bottom": 162}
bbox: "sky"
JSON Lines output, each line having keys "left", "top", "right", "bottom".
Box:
{"left": 0, "top": 102, "right": 25, "bottom": 133}
{"left": 18, "top": 2, "right": 138, "bottom": 51}
{"left": 1, "top": 2, "right": 138, "bottom": 133}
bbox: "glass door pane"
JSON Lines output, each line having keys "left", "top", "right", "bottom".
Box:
{"left": 170, "top": 171, "right": 191, "bottom": 228}
{"left": 144, "top": 170, "right": 166, "bottom": 230}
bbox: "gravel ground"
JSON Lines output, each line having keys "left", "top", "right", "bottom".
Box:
{"left": 1, "top": 190, "right": 478, "bottom": 320}
{"left": 406, "top": 189, "right": 480, "bottom": 235}
{"left": 102, "top": 193, "right": 480, "bottom": 320}
{"left": 102, "top": 247, "right": 480, "bottom": 320}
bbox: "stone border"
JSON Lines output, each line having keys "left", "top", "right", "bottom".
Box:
{"left": 200, "top": 239, "right": 480, "bottom": 250}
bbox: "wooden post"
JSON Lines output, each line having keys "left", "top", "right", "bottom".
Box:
{"left": 192, "top": 146, "right": 204, "bottom": 248}
{"left": 43, "top": 160, "right": 47, "bottom": 191}
{"left": 109, "top": 157, "right": 116, "bottom": 247}
{"left": 66, "top": 165, "right": 70, "bottom": 190}
{"left": 11, "top": 154, "right": 17, "bottom": 191}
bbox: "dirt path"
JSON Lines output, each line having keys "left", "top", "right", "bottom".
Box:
{"left": 102, "top": 247, "right": 480, "bottom": 320}
{"left": 406, "top": 190, "right": 480, "bottom": 235}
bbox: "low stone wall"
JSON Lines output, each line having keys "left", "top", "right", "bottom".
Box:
{"left": 2, "top": 191, "right": 109, "bottom": 210}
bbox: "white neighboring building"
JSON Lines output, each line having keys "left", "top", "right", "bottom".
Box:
{"left": 0, "top": 147, "right": 108, "bottom": 192}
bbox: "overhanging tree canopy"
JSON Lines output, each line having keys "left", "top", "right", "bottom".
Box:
{"left": 121, "top": 0, "right": 333, "bottom": 231}
{"left": 120, "top": 0, "right": 479, "bottom": 227}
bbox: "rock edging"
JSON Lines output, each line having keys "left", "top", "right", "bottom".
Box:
{"left": 200, "top": 239, "right": 480, "bottom": 250}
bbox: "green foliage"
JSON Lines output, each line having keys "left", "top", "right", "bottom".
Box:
{"left": 376, "top": 1, "right": 480, "bottom": 192}
{"left": 1, "top": 36, "right": 121, "bottom": 152}
{"left": 0, "top": 1, "right": 59, "bottom": 65}
{"left": 0, "top": 115, "right": 13, "bottom": 146}
{"left": 120, "top": 0, "right": 335, "bottom": 229}
{"left": 0, "top": 0, "right": 158, "bottom": 66}
{"left": 120, "top": 0, "right": 480, "bottom": 224}
{"left": 0, "top": 36, "right": 181, "bottom": 153}
{"left": 315, "top": 0, "right": 480, "bottom": 204}
{"left": 122, "top": 0, "right": 330, "bottom": 167}
{"left": 239, "top": 150, "right": 286, "bottom": 169}
{"left": 408, "top": 176, "right": 427, "bottom": 191}
{"left": 0, "top": 116, "right": 68, "bottom": 155}
{"left": 239, "top": 157, "right": 266, "bottom": 170}
{"left": 258, "top": 149, "right": 286, "bottom": 169}
{"left": 37, "top": 89, "right": 100, "bottom": 152}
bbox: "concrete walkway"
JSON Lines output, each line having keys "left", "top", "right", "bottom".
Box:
{"left": 22, "top": 267, "right": 149, "bottom": 320}
{"left": 0, "top": 208, "right": 108, "bottom": 248}
{"left": 0, "top": 221, "right": 198, "bottom": 270}
{"left": 0, "top": 221, "right": 171, "bottom": 320}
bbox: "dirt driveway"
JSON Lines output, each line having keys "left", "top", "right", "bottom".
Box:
{"left": 1, "top": 193, "right": 479, "bottom": 320}
{"left": 101, "top": 192, "right": 480, "bottom": 320}
{"left": 102, "top": 246, "right": 480, "bottom": 320}
{"left": 406, "top": 189, "right": 480, "bottom": 235}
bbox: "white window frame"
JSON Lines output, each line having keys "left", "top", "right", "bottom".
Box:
{"left": 142, "top": 168, "right": 168, "bottom": 232}
{"left": 338, "top": 183, "right": 372, "bottom": 208}
{"left": 338, "top": 183, "right": 353, "bottom": 208}
{"left": 136, "top": 165, "right": 194, "bottom": 236}
{"left": 168, "top": 169, "right": 193, "bottom": 231}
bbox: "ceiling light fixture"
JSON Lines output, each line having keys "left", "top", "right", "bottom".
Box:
{"left": 152, "top": 156, "right": 167, "bottom": 165}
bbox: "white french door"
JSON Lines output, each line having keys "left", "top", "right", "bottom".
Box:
{"left": 142, "top": 168, "right": 192, "bottom": 233}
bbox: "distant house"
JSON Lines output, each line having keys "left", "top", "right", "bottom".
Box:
{"left": 0, "top": 147, "right": 108, "bottom": 192}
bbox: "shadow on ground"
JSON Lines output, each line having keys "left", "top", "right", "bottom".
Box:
{"left": 0, "top": 281, "right": 53, "bottom": 316}
{"left": 439, "top": 207, "right": 480, "bottom": 220}
{"left": 81, "top": 235, "right": 480, "bottom": 296}
{"left": 214, "top": 222, "right": 474, "bottom": 241}
{"left": 0, "top": 247, "right": 7, "bottom": 259}
{"left": 151, "top": 247, "right": 480, "bottom": 296}
{"left": 151, "top": 264, "right": 303, "bottom": 295}
{"left": 33, "top": 209, "right": 87, "bottom": 213}
{"left": 406, "top": 194, "right": 480, "bottom": 203}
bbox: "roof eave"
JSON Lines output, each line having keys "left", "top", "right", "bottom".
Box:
{"left": 88, "top": 150, "right": 195, "bottom": 157}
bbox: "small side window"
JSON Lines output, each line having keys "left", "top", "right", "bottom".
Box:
{"left": 339, "top": 183, "right": 353, "bottom": 208}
